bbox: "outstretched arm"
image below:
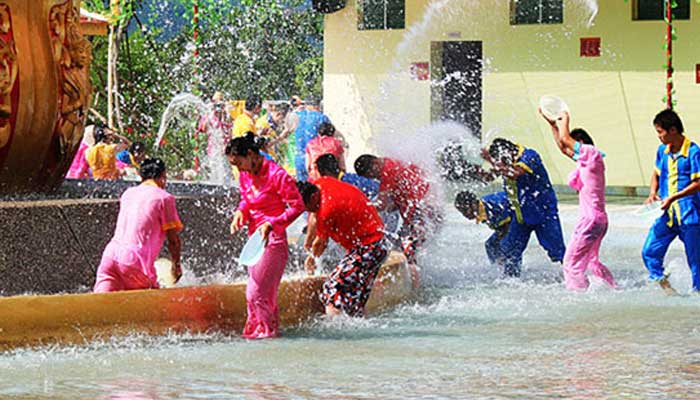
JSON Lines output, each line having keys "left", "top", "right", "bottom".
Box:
{"left": 541, "top": 109, "right": 576, "bottom": 158}
{"left": 166, "top": 229, "right": 182, "bottom": 283}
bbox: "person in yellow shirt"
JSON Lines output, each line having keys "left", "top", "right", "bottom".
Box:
{"left": 232, "top": 95, "right": 261, "bottom": 138}
{"left": 85, "top": 125, "right": 131, "bottom": 180}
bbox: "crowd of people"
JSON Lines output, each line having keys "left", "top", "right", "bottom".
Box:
{"left": 455, "top": 108, "right": 699, "bottom": 296}
{"left": 81, "top": 92, "right": 700, "bottom": 339}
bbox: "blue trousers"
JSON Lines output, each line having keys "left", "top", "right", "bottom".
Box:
{"left": 485, "top": 230, "right": 506, "bottom": 265}
{"left": 499, "top": 216, "right": 566, "bottom": 277}
{"left": 642, "top": 218, "right": 700, "bottom": 291}
{"left": 295, "top": 155, "right": 308, "bottom": 182}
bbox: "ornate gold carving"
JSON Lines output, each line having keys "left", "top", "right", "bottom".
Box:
{"left": 50, "top": 1, "right": 93, "bottom": 158}
{"left": 0, "top": 3, "right": 17, "bottom": 150}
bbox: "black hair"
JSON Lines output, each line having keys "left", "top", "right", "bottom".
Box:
{"left": 570, "top": 128, "right": 594, "bottom": 146}
{"left": 139, "top": 158, "right": 166, "bottom": 180}
{"left": 225, "top": 132, "right": 261, "bottom": 157}
{"left": 93, "top": 124, "right": 107, "bottom": 143}
{"left": 653, "top": 109, "right": 684, "bottom": 134}
{"left": 245, "top": 95, "right": 261, "bottom": 112}
{"left": 454, "top": 191, "right": 479, "bottom": 212}
{"left": 276, "top": 102, "right": 290, "bottom": 114}
{"left": 296, "top": 181, "right": 319, "bottom": 206}
{"left": 129, "top": 141, "right": 146, "bottom": 155}
{"left": 354, "top": 154, "right": 378, "bottom": 178}
{"left": 318, "top": 122, "right": 336, "bottom": 137}
{"left": 488, "top": 138, "right": 519, "bottom": 163}
{"left": 316, "top": 153, "right": 341, "bottom": 177}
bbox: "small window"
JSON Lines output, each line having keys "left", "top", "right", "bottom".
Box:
{"left": 633, "top": 0, "right": 690, "bottom": 20}
{"left": 358, "top": 0, "right": 405, "bottom": 30}
{"left": 510, "top": 0, "right": 563, "bottom": 25}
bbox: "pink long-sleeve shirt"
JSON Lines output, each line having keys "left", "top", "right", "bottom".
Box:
{"left": 238, "top": 158, "right": 304, "bottom": 236}
{"left": 568, "top": 143, "right": 606, "bottom": 217}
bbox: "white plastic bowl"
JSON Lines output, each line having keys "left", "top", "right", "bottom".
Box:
{"left": 539, "top": 95, "right": 570, "bottom": 121}
{"left": 239, "top": 230, "right": 267, "bottom": 266}
{"left": 155, "top": 258, "right": 177, "bottom": 288}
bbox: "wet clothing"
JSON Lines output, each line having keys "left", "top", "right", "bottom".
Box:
{"left": 643, "top": 137, "right": 700, "bottom": 290}
{"left": 321, "top": 238, "right": 389, "bottom": 317}
{"left": 306, "top": 135, "right": 345, "bottom": 182}
{"left": 379, "top": 158, "right": 439, "bottom": 264}
{"left": 499, "top": 146, "right": 565, "bottom": 277}
{"left": 315, "top": 177, "right": 384, "bottom": 251}
{"left": 85, "top": 142, "right": 120, "bottom": 180}
{"left": 339, "top": 172, "right": 380, "bottom": 200}
{"left": 314, "top": 177, "right": 387, "bottom": 316}
{"left": 293, "top": 110, "right": 330, "bottom": 181}
{"left": 94, "top": 182, "right": 183, "bottom": 293}
{"left": 237, "top": 158, "right": 304, "bottom": 338}
{"left": 477, "top": 192, "right": 512, "bottom": 266}
{"left": 242, "top": 232, "right": 288, "bottom": 339}
{"left": 563, "top": 143, "right": 616, "bottom": 290}
{"left": 66, "top": 141, "right": 90, "bottom": 179}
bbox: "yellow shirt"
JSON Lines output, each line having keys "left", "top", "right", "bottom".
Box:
{"left": 232, "top": 112, "right": 256, "bottom": 138}
{"left": 85, "top": 142, "right": 119, "bottom": 180}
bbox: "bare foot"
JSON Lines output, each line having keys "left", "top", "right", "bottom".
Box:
{"left": 659, "top": 276, "right": 678, "bottom": 296}
{"left": 409, "top": 264, "right": 421, "bottom": 290}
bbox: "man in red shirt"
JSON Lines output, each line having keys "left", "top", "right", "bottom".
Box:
{"left": 354, "top": 154, "right": 442, "bottom": 265}
{"left": 297, "top": 178, "right": 389, "bottom": 317}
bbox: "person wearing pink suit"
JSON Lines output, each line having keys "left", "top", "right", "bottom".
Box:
{"left": 94, "top": 158, "right": 184, "bottom": 293}
{"left": 542, "top": 110, "right": 617, "bottom": 291}
{"left": 305, "top": 122, "right": 346, "bottom": 182}
{"left": 226, "top": 132, "right": 305, "bottom": 339}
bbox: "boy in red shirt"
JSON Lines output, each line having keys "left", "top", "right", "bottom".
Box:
{"left": 354, "top": 154, "right": 441, "bottom": 264}
{"left": 297, "top": 178, "right": 389, "bottom": 317}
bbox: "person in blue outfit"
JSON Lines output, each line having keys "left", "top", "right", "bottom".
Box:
{"left": 315, "top": 153, "right": 379, "bottom": 200}
{"left": 293, "top": 97, "right": 330, "bottom": 181}
{"left": 454, "top": 191, "right": 512, "bottom": 266}
{"left": 641, "top": 109, "right": 700, "bottom": 294}
{"left": 482, "top": 138, "right": 566, "bottom": 277}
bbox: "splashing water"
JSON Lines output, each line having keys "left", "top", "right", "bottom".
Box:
{"left": 155, "top": 93, "right": 233, "bottom": 186}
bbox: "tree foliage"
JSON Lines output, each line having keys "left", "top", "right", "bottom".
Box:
{"left": 82, "top": 0, "right": 324, "bottom": 173}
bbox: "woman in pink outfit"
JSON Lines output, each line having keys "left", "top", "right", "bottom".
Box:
{"left": 226, "top": 132, "right": 305, "bottom": 339}
{"left": 94, "top": 158, "right": 183, "bottom": 293}
{"left": 66, "top": 125, "right": 96, "bottom": 179}
{"left": 542, "top": 111, "right": 617, "bottom": 291}
{"left": 305, "top": 122, "right": 345, "bottom": 182}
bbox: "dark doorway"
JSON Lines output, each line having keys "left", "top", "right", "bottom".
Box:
{"left": 431, "top": 41, "right": 482, "bottom": 137}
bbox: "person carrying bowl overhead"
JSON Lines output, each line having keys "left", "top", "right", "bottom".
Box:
{"left": 227, "top": 132, "right": 305, "bottom": 339}
{"left": 541, "top": 109, "right": 617, "bottom": 291}
{"left": 94, "top": 158, "right": 183, "bottom": 293}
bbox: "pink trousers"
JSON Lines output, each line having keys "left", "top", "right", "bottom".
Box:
{"left": 241, "top": 232, "right": 288, "bottom": 339}
{"left": 563, "top": 213, "right": 617, "bottom": 291}
{"left": 94, "top": 255, "right": 157, "bottom": 293}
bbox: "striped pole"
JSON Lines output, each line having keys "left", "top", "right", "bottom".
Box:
{"left": 665, "top": 0, "right": 673, "bottom": 109}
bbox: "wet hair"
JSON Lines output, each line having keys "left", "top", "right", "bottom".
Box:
{"left": 93, "top": 124, "right": 107, "bottom": 143}
{"left": 225, "top": 132, "right": 261, "bottom": 157}
{"left": 354, "top": 154, "right": 378, "bottom": 178}
{"left": 296, "top": 181, "right": 320, "bottom": 206}
{"left": 454, "top": 191, "right": 479, "bottom": 214}
{"left": 653, "top": 109, "right": 684, "bottom": 134}
{"left": 316, "top": 153, "right": 341, "bottom": 177}
{"left": 570, "top": 128, "right": 594, "bottom": 146}
{"left": 318, "top": 122, "right": 336, "bottom": 137}
{"left": 129, "top": 141, "right": 146, "bottom": 155}
{"left": 139, "top": 158, "right": 166, "bottom": 180}
{"left": 245, "top": 95, "right": 261, "bottom": 112}
{"left": 488, "top": 138, "right": 519, "bottom": 163}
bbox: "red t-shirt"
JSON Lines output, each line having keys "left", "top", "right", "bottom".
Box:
{"left": 315, "top": 177, "right": 384, "bottom": 251}
{"left": 379, "top": 158, "right": 430, "bottom": 220}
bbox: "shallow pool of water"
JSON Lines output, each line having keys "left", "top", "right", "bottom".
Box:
{"left": 2, "top": 204, "right": 699, "bottom": 399}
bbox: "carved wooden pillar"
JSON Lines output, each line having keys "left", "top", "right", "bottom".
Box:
{"left": 0, "top": 0, "right": 93, "bottom": 193}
